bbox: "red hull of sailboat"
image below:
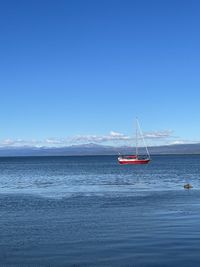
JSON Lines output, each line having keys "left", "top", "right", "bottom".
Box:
{"left": 118, "top": 159, "right": 150, "bottom": 165}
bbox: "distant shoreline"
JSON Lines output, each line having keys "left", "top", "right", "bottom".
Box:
{"left": 0, "top": 143, "right": 200, "bottom": 157}
{"left": 0, "top": 153, "right": 200, "bottom": 158}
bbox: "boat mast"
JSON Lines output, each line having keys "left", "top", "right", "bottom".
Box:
{"left": 135, "top": 118, "right": 138, "bottom": 157}
{"left": 136, "top": 118, "right": 150, "bottom": 159}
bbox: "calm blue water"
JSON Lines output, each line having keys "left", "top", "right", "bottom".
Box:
{"left": 0, "top": 155, "right": 200, "bottom": 266}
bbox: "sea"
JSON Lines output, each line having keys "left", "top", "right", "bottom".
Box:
{"left": 0, "top": 155, "right": 200, "bottom": 267}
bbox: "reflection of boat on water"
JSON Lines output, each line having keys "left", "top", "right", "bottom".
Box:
{"left": 118, "top": 118, "right": 150, "bottom": 165}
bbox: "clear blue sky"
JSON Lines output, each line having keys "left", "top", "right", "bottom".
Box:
{"left": 0, "top": 0, "right": 200, "bottom": 146}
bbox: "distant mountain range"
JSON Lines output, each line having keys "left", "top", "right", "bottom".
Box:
{"left": 0, "top": 143, "right": 200, "bottom": 156}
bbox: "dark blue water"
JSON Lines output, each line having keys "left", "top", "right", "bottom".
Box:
{"left": 0, "top": 155, "right": 200, "bottom": 266}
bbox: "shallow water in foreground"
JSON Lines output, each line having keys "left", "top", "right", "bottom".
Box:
{"left": 0, "top": 155, "right": 200, "bottom": 266}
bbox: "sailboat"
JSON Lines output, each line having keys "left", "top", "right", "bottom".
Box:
{"left": 118, "top": 118, "right": 151, "bottom": 165}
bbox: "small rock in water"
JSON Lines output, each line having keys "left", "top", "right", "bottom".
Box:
{"left": 184, "top": 183, "right": 193, "bottom": 189}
